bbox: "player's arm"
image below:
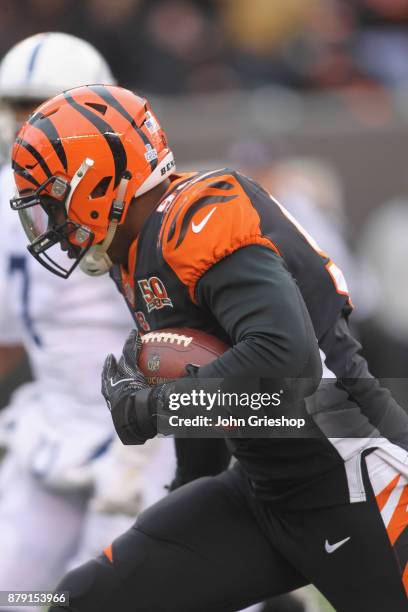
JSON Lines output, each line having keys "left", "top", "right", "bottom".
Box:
{"left": 102, "top": 245, "right": 322, "bottom": 444}
{"left": 170, "top": 246, "right": 321, "bottom": 486}
{"left": 194, "top": 245, "right": 320, "bottom": 380}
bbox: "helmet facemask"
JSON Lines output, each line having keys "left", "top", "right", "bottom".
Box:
{"left": 11, "top": 158, "right": 134, "bottom": 279}
{"left": 10, "top": 159, "right": 96, "bottom": 278}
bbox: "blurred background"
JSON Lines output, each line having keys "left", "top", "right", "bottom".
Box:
{"left": 1, "top": 1, "right": 408, "bottom": 611}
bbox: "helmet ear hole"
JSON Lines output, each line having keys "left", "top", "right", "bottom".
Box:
{"left": 42, "top": 108, "right": 58, "bottom": 118}
{"left": 85, "top": 102, "right": 108, "bottom": 115}
{"left": 89, "top": 176, "right": 112, "bottom": 199}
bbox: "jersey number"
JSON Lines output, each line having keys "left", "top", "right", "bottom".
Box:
{"left": 273, "top": 197, "right": 350, "bottom": 298}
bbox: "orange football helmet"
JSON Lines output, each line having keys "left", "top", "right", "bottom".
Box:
{"left": 10, "top": 85, "right": 175, "bottom": 277}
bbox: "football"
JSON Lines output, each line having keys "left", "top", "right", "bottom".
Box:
{"left": 139, "top": 328, "right": 228, "bottom": 385}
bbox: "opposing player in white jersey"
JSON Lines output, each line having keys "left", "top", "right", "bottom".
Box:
{"left": 0, "top": 33, "right": 175, "bottom": 609}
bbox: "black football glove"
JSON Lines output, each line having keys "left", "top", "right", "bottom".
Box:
{"left": 102, "top": 331, "right": 222, "bottom": 445}
{"left": 101, "top": 329, "right": 156, "bottom": 444}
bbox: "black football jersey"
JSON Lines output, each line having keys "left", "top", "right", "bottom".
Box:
{"left": 111, "top": 169, "right": 351, "bottom": 338}
{"left": 110, "top": 169, "right": 408, "bottom": 508}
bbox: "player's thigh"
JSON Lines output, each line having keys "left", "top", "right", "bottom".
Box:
{"left": 120, "top": 470, "right": 307, "bottom": 605}
{"left": 53, "top": 469, "right": 307, "bottom": 612}
{"left": 301, "top": 451, "right": 408, "bottom": 612}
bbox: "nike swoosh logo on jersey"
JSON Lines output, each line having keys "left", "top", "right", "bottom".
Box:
{"left": 325, "top": 537, "right": 351, "bottom": 554}
{"left": 192, "top": 207, "right": 217, "bottom": 233}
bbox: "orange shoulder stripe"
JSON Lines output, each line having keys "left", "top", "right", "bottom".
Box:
{"left": 160, "top": 170, "right": 280, "bottom": 302}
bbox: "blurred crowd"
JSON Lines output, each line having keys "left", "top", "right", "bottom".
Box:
{"left": 2, "top": 0, "right": 408, "bottom": 95}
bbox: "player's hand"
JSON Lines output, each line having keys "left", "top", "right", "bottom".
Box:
{"left": 101, "top": 329, "right": 155, "bottom": 444}
{"left": 101, "top": 329, "right": 147, "bottom": 409}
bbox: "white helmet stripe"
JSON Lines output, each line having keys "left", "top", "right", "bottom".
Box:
{"left": 135, "top": 151, "right": 175, "bottom": 198}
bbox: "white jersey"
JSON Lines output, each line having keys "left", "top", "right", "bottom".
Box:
{"left": 0, "top": 164, "right": 133, "bottom": 486}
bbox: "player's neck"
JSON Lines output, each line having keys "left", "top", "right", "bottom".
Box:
{"left": 107, "top": 178, "right": 171, "bottom": 267}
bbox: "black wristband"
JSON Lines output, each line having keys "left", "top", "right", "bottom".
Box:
{"left": 112, "top": 387, "right": 157, "bottom": 445}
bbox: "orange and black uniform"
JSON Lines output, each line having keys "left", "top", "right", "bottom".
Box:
{"left": 52, "top": 170, "right": 408, "bottom": 611}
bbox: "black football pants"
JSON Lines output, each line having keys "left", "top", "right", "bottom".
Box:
{"left": 50, "top": 461, "right": 408, "bottom": 612}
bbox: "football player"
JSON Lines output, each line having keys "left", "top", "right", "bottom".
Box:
{"left": 10, "top": 85, "right": 408, "bottom": 611}
{"left": 0, "top": 37, "right": 175, "bottom": 610}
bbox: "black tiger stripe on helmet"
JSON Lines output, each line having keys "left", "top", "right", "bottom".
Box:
{"left": 63, "top": 90, "right": 127, "bottom": 189}
{"left": 87, "top": 85, "right": 158, "bottom": 173}
{"left": 15, "top": 137, "right": 53, "bottom": 180}
{"left": 11, "top": 160, "right": 41, "bottom": 188}
{"left": 28, "top": 111, "right": 68, "bottom": 171}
